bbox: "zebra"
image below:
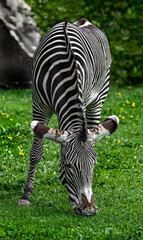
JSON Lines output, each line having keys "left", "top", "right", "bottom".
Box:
{"left": 18, "top": 18, "right": 119, "bottom": 216}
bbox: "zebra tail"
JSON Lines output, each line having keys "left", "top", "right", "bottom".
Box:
{"left": 64, "top": 20, "right": 87, "bottom": 142}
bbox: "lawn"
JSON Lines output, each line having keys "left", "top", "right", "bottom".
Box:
{"left": 0, "top": 86, "right": 143, "bottom": 239}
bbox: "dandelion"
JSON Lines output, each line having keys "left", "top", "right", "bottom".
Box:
{"left": 117, "top": 140, "right": 121, "bottom": 143}
{"left": 116, "top": 92, "right": 121, "bottom": 95}
{"left": 6, "top": 114, "right": 10, "bottom": 118}
{"left": 8, "top": 136, "right": 12, "bottom": 140}
{"left": 122, "top": 116, "right": 125, "bottom": 119}
{"left": 1, "top": 113, "right": 5, "bottom": 116}
{"left": 130, "top": 115, "right": 134, "bottom": 118}
{"left": 9, "top": 118, "right": 13, "bottom": 121}
{"left": 132, "top": 102, "right": 135, "bottom": 107}
{"left": 126, "top": 100, "right": 130, "bottom": 104}
{"left": 25, "top": 121, "right": 29, "bottom": 124}
{"left": 132, "top": 123, "right": 135, "bottom": 126}
{"left": 2, "top": 98, "right": 5, "bottom": 101}
{"left": 122, "top": 103, "right": 125, "bottom": 106}
{"left": 19, "top": 152, "right": 24, "bottom": 156}
{"left": 119, "top": 115, "right": 122, "bottom": 118}
{"left": 120, "top": 108, "right": 123, "bottom": 111}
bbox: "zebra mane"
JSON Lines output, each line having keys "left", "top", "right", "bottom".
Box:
{"left": 64, "top": 20, "right": 87, "bottom": 142}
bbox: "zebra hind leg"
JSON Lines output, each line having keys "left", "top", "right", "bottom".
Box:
{"left": 18, "top": 136, "right": 44, "bottom": 206}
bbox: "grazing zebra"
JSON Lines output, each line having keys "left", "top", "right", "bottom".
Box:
{"left": 18, "top": 18, "right": 119, "bottom": 216}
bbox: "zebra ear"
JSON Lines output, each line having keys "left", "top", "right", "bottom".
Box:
{"left": 88, "top": 115, "right": 119, "bottom": 142}
{"left": 31, "top": 121, "right": 70, "bottom": 145}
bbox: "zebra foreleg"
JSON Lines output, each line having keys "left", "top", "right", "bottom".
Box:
{"left": 18, "top": 136, "right": 44, "bottom": 206}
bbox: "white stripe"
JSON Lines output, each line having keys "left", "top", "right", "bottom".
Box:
{"left": 55, "top": 82, "right": 77, "bottom": 111}
{"left": 52, "top": 71, "right": 76, "bottom": 103}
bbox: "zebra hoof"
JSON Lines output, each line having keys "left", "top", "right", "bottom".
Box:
{"left": 18, "top": 199, "right": 31, "bottom": 206}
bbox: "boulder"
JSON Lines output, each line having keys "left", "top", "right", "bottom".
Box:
{"left": 0, "top": 0, "right": 41, "bottom": 89}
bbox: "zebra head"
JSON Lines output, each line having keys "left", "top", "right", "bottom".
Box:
{"left": 31, "top": 115, "right": 119, "bottom": 216}
{"left": 60, "top": 137, "right": 98, "bottom": 216}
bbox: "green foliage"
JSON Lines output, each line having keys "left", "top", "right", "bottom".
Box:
{"left": 25, "top": 0, "right": 85, "bottom": 34}
{"left": 0, "top": 87, "right": 143, "bottom": 239}
{"left": 86, "top": 0, "right": 143, "bottom": 86}
{"left": 25, "top": 0, "right": 143, "bottom": 86}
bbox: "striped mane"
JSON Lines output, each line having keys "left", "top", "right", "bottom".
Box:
{"left": 64, "top": 21, "right": 87, "bottom": 142}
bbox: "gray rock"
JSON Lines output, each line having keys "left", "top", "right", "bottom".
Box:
{"left": 0, "top": 0, "right": 41, "bottom": 89}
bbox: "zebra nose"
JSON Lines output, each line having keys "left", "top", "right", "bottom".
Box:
{"left": 74, "top": 194, "right": 98, "bottom": 216}
{"left": 74, "top": 204, "right": 98, "bottom": 216}
{"left": 82, "top": 204, "right": 98, "bottom": 216}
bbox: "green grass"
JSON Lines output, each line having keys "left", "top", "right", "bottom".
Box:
{"left": 0, "top": 87, "right": 143, "bottom": 239}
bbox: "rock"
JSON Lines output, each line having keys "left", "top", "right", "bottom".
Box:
{"left": 0, "top": 0, "right": 41, "bottom": 89}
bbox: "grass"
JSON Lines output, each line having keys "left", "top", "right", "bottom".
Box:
{"left": 0, "top": 86, "right": 143, "bottom": 239}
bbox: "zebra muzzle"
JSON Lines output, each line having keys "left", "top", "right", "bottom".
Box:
{"left": 74, "top": 194, "right": 98, "bottom": 216}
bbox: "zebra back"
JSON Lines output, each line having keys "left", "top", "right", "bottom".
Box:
{"left": 64, "top": 20, "right": 87, "bottom": 142}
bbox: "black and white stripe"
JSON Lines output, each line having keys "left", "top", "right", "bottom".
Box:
{"left": 59, "top": 138, "right": 97, "bottom": 205}
{"left": 32, "top": 19, "right": 111, "bottom": 135}
{"left": 19, "top": 18, "right": 112, "bottom": 212}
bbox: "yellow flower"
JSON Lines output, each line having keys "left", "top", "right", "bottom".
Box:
{"left": 130, "top": 115, "right": 134, "bottom": 118}
{"left": 2, "top": 98, "right": 5, "bottom": 101}
{"left": 25, "top": 122, "right": 29, "bottom": 124}
{"left": 9, "top": 118, "right": 13, "bottom": 121}
{"left": 6, "top": 114, "right": 10, "bottom": 118}
{"left": 122, "top": 116, "right": 125, "bottom": 119}
{"left": 8, "top": 136, "right": 12, "bottom": 140}
{"left": 19, "top": 152, "right": 24, "bottom": 156}
{"left": 126, "top": 100, "right": 130, "bottom": 104}
{"left": 122, "top": 103, "right": 125, "bottom": 106}
{"left": 132, "top": 123, "right": 135, "bottom": 126}
{"left": 120, "top": 108, "right": 123, "bottom": 111}
{"left": 132, "top": 102, "right": 135, "bottom": 107}
{"left": 116, "top": 92, "right": 121, "bottom": 95}
{"left": 1, "top": 113, "right": 5, "bottom": 115}
{"left": 117, "top": 140, "right": 121, "bottom": 143}
{"left": 119, "top": 115, "right": 122, "bottom": 118}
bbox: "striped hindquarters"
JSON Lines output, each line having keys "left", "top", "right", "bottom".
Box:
{"left": 32, "top": 19, "right": 111, "bottom": 134}
{"left": 32, "top": 22, "right": 88, "bottom": 140}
